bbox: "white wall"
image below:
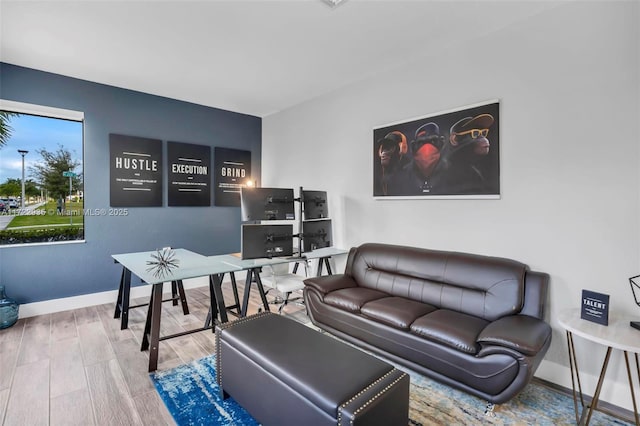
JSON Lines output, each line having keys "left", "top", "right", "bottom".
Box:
{"left": 263, "top": 1, "right": 640, "bottom": 410}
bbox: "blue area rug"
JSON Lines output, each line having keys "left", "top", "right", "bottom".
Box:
{"left": 151, "top": 355, "right": 257, "bottom": 426}
{"left": 152, "top": 353, "right": 630, "bottom": 426}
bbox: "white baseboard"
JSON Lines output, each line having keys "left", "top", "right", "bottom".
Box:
{"left": 537, "top": 359, "right": 634, "bottom": 413}
{"left": 17, "top": 273, "right": 247, "bottom": 318}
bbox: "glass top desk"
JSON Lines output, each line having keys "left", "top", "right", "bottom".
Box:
{"left": 114, "top": 249, "right": 202, "bottom": 330}
{"left": 221, "top": 254, "right": 307, "bottom": 317}
{"left": 221, "top": 247, "right": 349, "bottom": 317}
{"left": 112, "top": 247, "right": 349, "bottom": 371}
{"left": 304, "top": 247, "right": 349, "bottom": 275}
{"left": 112, "top": 249, "right": 242, "bottom": 328}
{"left": 112, "top": 249, "right": 243, "bottom": 371}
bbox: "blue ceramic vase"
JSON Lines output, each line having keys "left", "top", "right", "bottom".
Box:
{"left": 0, "top": 285, "right": 19, "bottom": 329}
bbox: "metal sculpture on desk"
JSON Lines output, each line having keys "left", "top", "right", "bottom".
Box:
{"left": 629, "top": 274, "right": 640, "bottom": 330}
{"left": 146, "top": 248, "right": 180, "bottom": 278}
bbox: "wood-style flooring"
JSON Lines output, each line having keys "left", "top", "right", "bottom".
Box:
{"left": 0, "top": 281, "right": 305, "bottom": 426}
{"left": 3, "top": 281, "right": 634, "bottom": 426}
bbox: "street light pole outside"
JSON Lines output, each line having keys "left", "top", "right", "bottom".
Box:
{"left": 17, "top": 150, "right": 29, "bottom": 209}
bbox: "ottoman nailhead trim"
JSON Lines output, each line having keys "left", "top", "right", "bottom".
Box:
{"left": 349, "top": 373, "right": 408, "bottom": 425}
{"left": 216, "top": 312, "right": 272, "bottom": 388}
{"left": 215, "top": 326, "right": 222, "bottom": 386}
{"left": 219, "top": 311, "right": 272, "bottom": 332}
{"left": 338, "top": 369, "right": 408, "bottom": 426}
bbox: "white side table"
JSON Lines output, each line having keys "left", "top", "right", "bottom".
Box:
{"left": 558, "top": 308, "right": 640, "bottom": 425}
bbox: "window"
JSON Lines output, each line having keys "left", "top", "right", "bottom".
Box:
{"left": 0, "top": 100, "right": 84, "bottom": 247}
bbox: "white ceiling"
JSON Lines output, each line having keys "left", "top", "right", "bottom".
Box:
{"left": 0, "top": 0, "right": 563, "bottom": 117}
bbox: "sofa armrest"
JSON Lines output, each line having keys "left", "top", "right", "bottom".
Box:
{"left": 303, "top": 274, "right": 358, "bottom": 295}
{"left": 477, "top": 315, "right": 551, "bottom": 356}
{"left": 521, "top": 271, "right": 549, "bottom": 319}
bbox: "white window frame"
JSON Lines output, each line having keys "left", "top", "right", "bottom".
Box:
{"left": 0, "top": 99, "right": 86, "bottom": 248}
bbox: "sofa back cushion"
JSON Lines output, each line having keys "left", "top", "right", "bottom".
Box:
{"left": 348, "top": 243, "right": 527, "bottom": 321}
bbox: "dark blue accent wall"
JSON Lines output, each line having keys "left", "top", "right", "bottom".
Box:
{"left": 0, "top": 63, "right": 261, "bottom": 303}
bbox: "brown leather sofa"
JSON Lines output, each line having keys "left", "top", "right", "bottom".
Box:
{"left": 303, "top": 243, "right": 552, "bottom": 404}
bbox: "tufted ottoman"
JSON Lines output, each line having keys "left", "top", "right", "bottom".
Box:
{"left": 216, "top": 312, "right": 409, "bottom": 426}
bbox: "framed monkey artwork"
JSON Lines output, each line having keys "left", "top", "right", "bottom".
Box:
{"left": 373, "top": 100, "right": 500, "bottom": 199}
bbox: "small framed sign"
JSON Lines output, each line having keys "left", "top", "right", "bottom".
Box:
{"left": 581, "top": 290, "right": 610, "bottom": 326}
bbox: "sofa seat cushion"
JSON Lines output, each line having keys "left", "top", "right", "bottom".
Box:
{"left": 477, "top": 315, "right": 552, "bottom": 356}
{"left": 323, "top": 288, "right": 388, "bottom": 313}
{"left": 410, "top": 310, "right": 489, "bottom": 354}
{"left": 361, "top": 297, "right": 437, "bottom": 330}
